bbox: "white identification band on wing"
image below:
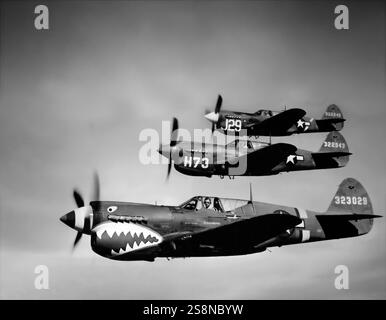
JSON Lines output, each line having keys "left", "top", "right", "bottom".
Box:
{"left": 301, "top": 230, "right": 310, "bottom": 242}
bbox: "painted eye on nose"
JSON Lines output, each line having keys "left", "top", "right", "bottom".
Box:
{"left": 107, "top": 206, "right": 117, "bottom": 213}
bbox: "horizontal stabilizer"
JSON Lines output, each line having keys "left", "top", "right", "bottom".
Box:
{"left": 316, "top": 213, "right": 381, "bottom": 239}
{"left": 312, "top": 150, "right": 351, "bottom": 168}
{"left": 312, "top": 151, "right": 352, "bottom": 158}
{"left": 316, "top": 214, "right": 382, "bottom": 221}
{"left": 318, "top": 118, "right": 346, "bottom": 124}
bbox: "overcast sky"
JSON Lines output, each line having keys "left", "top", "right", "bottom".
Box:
{"left": 0, "top": 1, "right": 385, "bottom": 299}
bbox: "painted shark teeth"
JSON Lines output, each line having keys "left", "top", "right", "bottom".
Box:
{"left": 94, "top": 222, "right": 163, "bottom": 256}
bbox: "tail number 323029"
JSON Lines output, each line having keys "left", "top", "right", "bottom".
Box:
{"left": 334, "top": 196, "right": 368, "bottom": 205}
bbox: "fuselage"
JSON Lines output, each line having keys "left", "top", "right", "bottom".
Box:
{"left": 159, "top": 140, "right": 347, "bottom": 178}
{"left": 211, "top": 109, "right": 343, "bottom": 136}
{"left": 60, "top": 177, "right": 377, "bottom": 262}
{"left": 83, "top": 197, "right": 363, "bottom": 261}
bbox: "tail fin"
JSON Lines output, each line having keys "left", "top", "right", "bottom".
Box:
{"left": 327, "top": 178, "right": 373, "bottom": 214}
{"left": 322, "top": 104, "right": 344, "bottom": 120}
{"left": 318, "top": 131, "right": 349, "bottom": 154}
{"left": 317, "top": 104, "right": 345, "bottom": 131}
{"left": 317, "top": 178, "right": 380, "bottom": 238}
{"left": 312, "top": 131, "right": 351, "bottom": 167}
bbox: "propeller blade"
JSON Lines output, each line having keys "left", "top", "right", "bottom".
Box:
{"left": 166, "top": 160, "right": 172, "bottom": 181}
{"left": 170, "top": 117, "right": 179, "bottom": 147}
{"left": 73, "top": 189, "right": 84, "bottom": 208}
{"left": 249, "top": 183, "right": 253, "bottom": 203}
{"left": 214, "top": 94, "right": 222, "bottom": 114}
{"left": 211, "top": 122, "right": 215, "bottom": 134}
{"left": 73, "top": 231, "right": 83, "bottom": 249}
{"left": 166, "top": 117, "right": 180, "bottom": 180}
{"left": 92, "top": 171, "right": 100, "bottom": 202}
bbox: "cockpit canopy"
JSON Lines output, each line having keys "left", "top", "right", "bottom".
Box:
{"left": 180, "top": 196, "right": 224, "bottom": 212}
{"left": 179, "top": 196, "right": 249, "bottom": 213}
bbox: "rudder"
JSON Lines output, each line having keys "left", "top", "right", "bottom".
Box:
{"left": 322, "top": 104, "right": 343, "bottom": 120}
{"left": 318, "top": 104, "right": 345, "bottom": 131}
{"left": 318, "top": 131, "right": 349, "bottom": 154}
{"left": 317, "top": 178, "right": 378, "bottom": 238}
{"left": 311, "top": 132, "right": 350, "bottom": 168}
{"left": 327, "top": 178, "right": 373, "bottom": 214}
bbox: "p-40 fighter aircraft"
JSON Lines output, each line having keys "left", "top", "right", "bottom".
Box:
{"left": 158, "top": 118, "right": 351, "bottom": 179}
{"left": 204, "top": 95, "right": 345, "bottom": 136}
{"left": 60, "top": 176, "right": 381, "bottom": 261}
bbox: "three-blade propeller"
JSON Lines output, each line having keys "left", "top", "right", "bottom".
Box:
{"left": 71, "top": 172, "right": 100, "bottom": 250}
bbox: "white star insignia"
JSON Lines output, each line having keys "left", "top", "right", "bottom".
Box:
{"left": 286, "top": 154, "right": 304, "bottom": 164}
{"left": 297, "top": 119, "right": 311, "bottom": 131}
{"left": 286, "top": 155, "right": 296, "bottom": 164}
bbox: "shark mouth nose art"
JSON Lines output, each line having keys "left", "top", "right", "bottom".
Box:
{"left": 93, "top": 222, "right": 163, "bottom": 256}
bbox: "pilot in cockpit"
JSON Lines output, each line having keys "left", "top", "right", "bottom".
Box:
{"left": 203, "top": 197, "right": 212, "bottom": 209}
{"left": 183, "top": 196, "right": 224, "bottom": 212}
{"left": 255, "top": 110, "right": 273, "bottom": 117}
{"left": 213, "top": 197, "right": 223, "bottom": 212}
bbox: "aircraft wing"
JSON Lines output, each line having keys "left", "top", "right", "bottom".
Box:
{"left": 247, "top": 108, "right": 306, "bottom": 132}
{"left": 240, "top": 143, "right": 297, "bottom": 172}
{"left": 166, "top": 213, "right": 301, "bottom": 250}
